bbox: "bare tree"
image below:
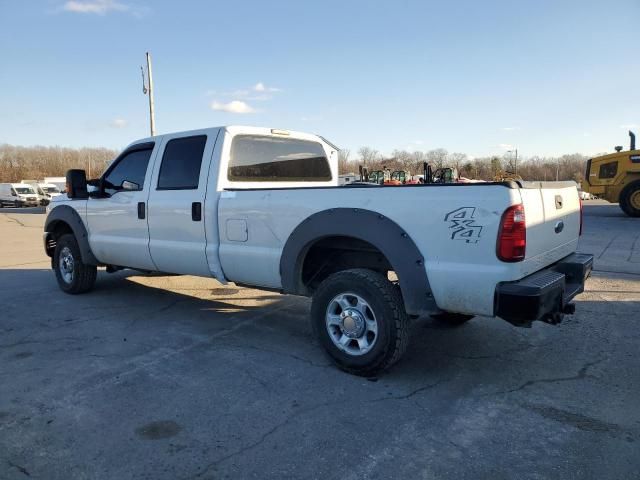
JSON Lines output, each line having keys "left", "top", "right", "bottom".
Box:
{"left": 338, "top": 149, "right": 352, "bottom": 174}
{"left": 426, "top": 148, "right": 448, "bottom": 169}
{"left": 448, "top": 152, "right": 467, "bottom": 172}
{"left": 358, "top": 146, "right": 380, "bottom": 167}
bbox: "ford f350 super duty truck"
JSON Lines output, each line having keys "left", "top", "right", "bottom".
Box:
{"left": 43, "top": 126, "right": 593, "bottom": 375}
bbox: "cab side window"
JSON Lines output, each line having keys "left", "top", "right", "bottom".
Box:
{"left": 103, "top": 148, "right": 153, "bottom": 196}
{"left": 598, "top": 161, "right": 618, "bottom": 179}
{"left": 157, "top": 135, "right": 207, "bottom": 190}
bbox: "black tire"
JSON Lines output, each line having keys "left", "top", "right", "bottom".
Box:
{"left": 311, "top": 268, "right": 410, "bottom": 376}
{"left": 53, "top": 234, "right": 97, "bottom": 294}
{"left": 431, "top": 312, "right": 474, "bottom": 327}
{"left": 619, "top": 181, "right": 640, "bottom": 217}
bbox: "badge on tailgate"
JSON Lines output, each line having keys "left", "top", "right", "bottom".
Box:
{"left": 444, "top": 207, "right": 483, "bottom": 244}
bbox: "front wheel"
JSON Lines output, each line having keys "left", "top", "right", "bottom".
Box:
{"left": 53, "top": 234, "right": 97, "bottom": 294}
{"left": 620, "top": 181, "right": 640, "bottom": 217}
{"left": 311, "top": 268, "right": 410, "bottom": 376}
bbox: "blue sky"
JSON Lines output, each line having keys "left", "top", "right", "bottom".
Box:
{"left": 0, "top": 0, "right": 638, "bottom": 158}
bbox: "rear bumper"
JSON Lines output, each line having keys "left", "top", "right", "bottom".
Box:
{"left": 495, "top": 253, "right": 593, "bottom": 326}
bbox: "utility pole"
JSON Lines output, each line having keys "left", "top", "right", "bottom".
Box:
{"left": 141, "top": 52, "right": 156, "bottom": 136}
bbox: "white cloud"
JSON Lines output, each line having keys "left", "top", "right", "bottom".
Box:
{"left": 502, "top": 126, "right": 520, "bottom": 131}
{"left": 211, "top": 100, "right": 256, "bottom": 114}
{"left": 498, "top": 143, "right": 513, "bottom": 149}
{"left": 110, "top": 118, "right": 127, "bottom": 128}
{"left": 207, "top": 82, "right": 282, "bottom": 103}
{"left": 253, "top": 82, "right": 281, "bottom": 93}
{"left": 63, "top": 0, "right": 129, "bottom": 14}
{"left": 620, "top": 124, "right": 638, "bottom": 129}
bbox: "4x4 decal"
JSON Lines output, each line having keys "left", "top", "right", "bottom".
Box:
{"left": 444, "top": 207, "right": 482, "bottom": 243}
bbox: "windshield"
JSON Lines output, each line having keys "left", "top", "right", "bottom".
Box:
{"left": 14, "top": 187, "right": 35, "bottom": 194}
{"left": 42, "top": 186, "right": 60, "bottom": 193}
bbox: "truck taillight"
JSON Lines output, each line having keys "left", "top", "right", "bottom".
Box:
{"left": 579, "top": 197, "right": 583, "bottom": 236}
{"left": 497, "top": 204, "right": 526, "bottom": 262}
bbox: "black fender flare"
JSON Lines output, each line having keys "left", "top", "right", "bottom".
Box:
{"left": 44, "top": 205, "right": 99, "bottom": 265}
{"left": 279, "top": 208, "right": 435, "bottom": 316}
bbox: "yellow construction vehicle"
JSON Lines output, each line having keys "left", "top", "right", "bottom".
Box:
{"left": 583, "top": 131, "right": 640, "bottom": 217}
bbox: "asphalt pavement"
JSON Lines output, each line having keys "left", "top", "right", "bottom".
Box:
{"left": 0, "top": 200, "right": 638, "bottom": 479}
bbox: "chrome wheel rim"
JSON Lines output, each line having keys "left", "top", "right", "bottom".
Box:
{"left": 59, "top": 246, "right": 74, "bottom": 284}
{"left": 326, "top": 292, "right": 378, "bottom": 356}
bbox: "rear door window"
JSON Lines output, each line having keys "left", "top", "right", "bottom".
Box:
{"left": 228, "top": 135, "right": 331, "bottom": 182}
{"left": 157, "top": 135, "right": 207, "bottom": 190}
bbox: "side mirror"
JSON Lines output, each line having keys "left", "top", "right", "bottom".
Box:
{"left": 11, "top": 190, "right": 16, "bottom": 197}
{"left": 66, "top": 169, "right": 88, "bottom": 199}
{"left": 121, "top": 180, "right": 140, "bottom": 191}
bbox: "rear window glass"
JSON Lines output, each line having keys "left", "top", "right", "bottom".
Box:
{"left": 158, "top": 135, "right": 207, "bottom": 190}
{"left": 228, "top": 135, "right": 332, "bottom": 182}
{"left": 598, "top": 161, "right": 618, "bottom": 179}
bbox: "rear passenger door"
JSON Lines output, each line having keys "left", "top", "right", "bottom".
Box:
{"left": 147, "top": 132, "right": 216, "bottom": 276}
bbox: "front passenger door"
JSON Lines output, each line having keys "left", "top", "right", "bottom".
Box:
{"left": 86, "top": 142, "right": 158, "bottom": 270}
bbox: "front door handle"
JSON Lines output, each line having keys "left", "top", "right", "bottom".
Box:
{"left": 137, "top": 202, "right": 145, "bottom": 219}
{"left": 192, "top": 202, "right": 202, "bottom": 221}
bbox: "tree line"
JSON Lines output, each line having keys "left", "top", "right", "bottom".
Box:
{"left": 0, "top": 142, "right": 588, "bottom": 184}
{"left": 339, "top": 147, "right": 589, "bottom": 183}
{"left": 0, "top": 144, "right": 118, "bottom": 182}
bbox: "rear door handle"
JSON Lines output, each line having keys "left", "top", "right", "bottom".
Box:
{"left": 137, "top": 202, "right": 145, "bottom": 219}
{"left": 191, "top": 202, "right": 202, "bottom": 221}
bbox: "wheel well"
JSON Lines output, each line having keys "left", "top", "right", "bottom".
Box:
{"left": 45, "top": 220, "right": 73, "bottom": 257}
{"left": 300, "top": 236, "right": 394, "bottom": 292}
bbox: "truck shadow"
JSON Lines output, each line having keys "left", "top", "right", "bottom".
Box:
{"left": 1, "top": 267, "right": 637, "bottom": 387}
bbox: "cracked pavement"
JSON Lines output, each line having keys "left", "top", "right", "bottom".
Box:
{"left": 0, "top": 201, "right": 639, "bottom": 479}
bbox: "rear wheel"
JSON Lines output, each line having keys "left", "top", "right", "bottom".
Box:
{"left": 619, "top": 181, "right": 640, "bottom": 217}
{"left": 53, "top": 234, "right": 97, "bottom": 294}
{"left": 311, "top": 268, "right": 410, "bottom": 376}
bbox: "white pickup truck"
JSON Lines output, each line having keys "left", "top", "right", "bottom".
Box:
{"left": 44, "top": 126, "right": 593, "bottom": 375}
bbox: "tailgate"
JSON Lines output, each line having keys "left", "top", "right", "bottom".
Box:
{"left": 518, "top": 181, "right": 581, "bottom": 265}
